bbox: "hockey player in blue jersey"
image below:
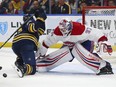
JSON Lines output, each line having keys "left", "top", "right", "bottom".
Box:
{"left": 12, "top": 8, "right": 47, "bottom": 77}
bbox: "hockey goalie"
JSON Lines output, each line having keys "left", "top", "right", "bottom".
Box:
{"left": 36, "top": 18, "right": 113, "bottom": 75}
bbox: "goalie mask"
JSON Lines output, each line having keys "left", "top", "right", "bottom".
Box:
{"left": 59, "top": 19, "right": 73, "bottom": 36}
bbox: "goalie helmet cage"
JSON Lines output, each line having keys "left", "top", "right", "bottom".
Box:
{"left": 82, "top": 6, "right": 116, "bottom": 24}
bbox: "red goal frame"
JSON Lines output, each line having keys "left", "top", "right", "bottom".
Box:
{"left": 82, "top": 6, "right": 116, "bottom": 24}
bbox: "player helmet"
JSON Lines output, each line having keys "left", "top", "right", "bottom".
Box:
{"left": 34, "top": 9, "right": 47, "bottom": 21}
{"left": 23, "top": 14, "right": 31, "bottom": 22}
{"left": 59, "top": 19, "right": 73, "bottom": 36}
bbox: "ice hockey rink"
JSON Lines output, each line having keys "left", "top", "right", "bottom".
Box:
{"left": 0, "top": 47, "right": 116, "bottom": 87}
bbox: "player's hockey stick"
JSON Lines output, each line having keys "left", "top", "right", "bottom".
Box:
{"left": 0, "top": 15, "right": 34, "bottom": 49}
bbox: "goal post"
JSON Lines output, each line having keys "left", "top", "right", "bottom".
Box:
{"left": 82, "top": 6, "right": 116, "bottom": 52}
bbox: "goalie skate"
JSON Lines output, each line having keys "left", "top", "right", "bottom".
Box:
{"left": 97, "top": 62, "right": 114, "bottom": 75}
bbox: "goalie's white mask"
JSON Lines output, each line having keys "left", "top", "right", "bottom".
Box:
{"left": 59, "top": 19, "right": 73, "bottom": 36}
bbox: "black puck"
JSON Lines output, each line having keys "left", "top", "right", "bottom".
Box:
{"left": 0, "top": 66, "right": 2, "bottom": 70}
{"left": 3, "top": 73, "right": 7, "bottom": 78}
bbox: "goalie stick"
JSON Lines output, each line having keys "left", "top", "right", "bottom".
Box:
{"left": 0, "top": 14, "right": 34, "bottom": 49}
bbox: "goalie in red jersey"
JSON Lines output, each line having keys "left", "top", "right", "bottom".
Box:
{"left": 36, "top": 18, "right": 113, "bottom": 75}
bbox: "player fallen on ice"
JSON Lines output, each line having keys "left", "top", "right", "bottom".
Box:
{"left": 36, "top": 18, "right": 113, "bottom": 75}
{"left": 12, "top": 8, "right": 47, "bottom": 77}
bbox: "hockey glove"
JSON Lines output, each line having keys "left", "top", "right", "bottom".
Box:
{"left": 96, "top": 41, "right": 113, "bottom": 55}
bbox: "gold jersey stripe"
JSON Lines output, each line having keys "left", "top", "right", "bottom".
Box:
{"left": 36, "top": 17, "right": 45, "bottom": 22}
{"left": 13, "top": 37, "right": 38, "bottom": 47}
{"left": 26, "top": 64, "right": 32, "bottom": 75}
{"left": 14, "top": 33, "right": 37, "bottom": 40}
{"left": 28, "top": 23, "right": 36, "bottom": 33}
{"left": 38, "top": 28, "right": 44, "bottom": 35}
{"left": 13, "top": 34, "right": 38, "bottom": 47}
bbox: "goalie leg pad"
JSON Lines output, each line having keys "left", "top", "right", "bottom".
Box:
{"left": 36, "top": 47, "right": 73, "bottom": 72}
{"left": 72, "top": 43, "right": 107, "bottom": 73}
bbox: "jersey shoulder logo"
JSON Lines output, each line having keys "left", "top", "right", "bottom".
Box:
{"left": 85, "top": 27, "right": 92, "bottom": 34}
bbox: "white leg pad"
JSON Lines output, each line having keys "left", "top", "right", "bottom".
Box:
{"left": 72, "top": 43, "right": 105, "bottom": 73}
{"left": 36, "top": 47, "right": 73, "bottom": 72}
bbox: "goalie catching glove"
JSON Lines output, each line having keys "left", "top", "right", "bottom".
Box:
{"left": 96, "top": 41, "right": 113, "bottom": 55}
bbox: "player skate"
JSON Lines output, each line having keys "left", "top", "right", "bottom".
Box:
{"left": 13, "top": 57, "right": 26, "bottom": 77}
{"left": 14, "top": 60, "right": 26, "bottom": 78}
{"left": 14, "top": 57, "right": 33, "bottom": 78}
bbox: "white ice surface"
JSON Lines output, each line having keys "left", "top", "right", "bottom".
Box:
{"left": 0, "top": 48, "right": 116, "bottom": 87}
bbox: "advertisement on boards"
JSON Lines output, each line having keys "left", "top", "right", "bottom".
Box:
{"left": 85, "top": 16, "right": 116, "bottom": 45}
{"left": 0, "top": 15, "right": 115, "bottom": 46}
{"left": 0, "top": 16, "right": 23, "bottom": 42}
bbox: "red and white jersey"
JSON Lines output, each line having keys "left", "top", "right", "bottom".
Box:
{"left": 42, "top": 22, "right": 107, "bottom": 48}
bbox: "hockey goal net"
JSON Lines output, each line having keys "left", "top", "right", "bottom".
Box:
{"left": 82, "top": 6, "right": 116, "bottom": 64}
{"left": 82, "top": 6, "right": 116, "bottom": 24}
